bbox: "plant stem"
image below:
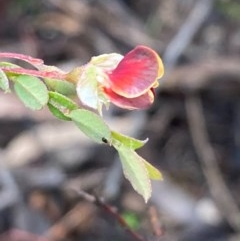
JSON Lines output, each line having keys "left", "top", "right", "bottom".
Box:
{"left": 1, "top": 67, "right": 67, "bottom": 80}
{"left": 0, "top": 52, "right": 43, "bottom": 65}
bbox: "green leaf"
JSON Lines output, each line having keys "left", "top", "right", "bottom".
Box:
{"left": 0, "top": 68, "right": 9, "bottom": 91}
{"left": 111, "top": 131, "right": 148, "bottom": 150}
{"left": 44, "top": 78, "right": 76, "bottom": 96}
{"left": 115, "top": 144, "right": 151, "bottom": 202}
{"left": 143, "top": 160, "right": 163, "bottom": 180}
{"left": 48, "top": 92, "right": 78, "bottom": 121}
{"left": 48, "top": 91, "right": 78, "bottom": 110}
{"left": 48, "top": 102, "right": 72, "bottom": 121}
{"left": 14, "top": 75, "right": 48, "bottom": 110}
{"left": 69, "top": 109, "right": 111, "bottom": 143}
{"left": 112, "top": 130, "right": 162, "bottom": 180}
{"left": 122, "top": 212, "right": 140, "bottom": 230}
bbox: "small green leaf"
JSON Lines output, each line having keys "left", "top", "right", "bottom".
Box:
{"left": 111, "top": 131, "right": 148, "bottom": 150}
{"left": 44, "top": 78, "right": 76, "bottom": 95}
{"left": 48, "top": 92, "right": 78, "bottom": 121}
{"left": 122, "top": 212, "right": 140, "bottom": 230}
{"left": 0, "top": 68, "right": 9, "bottom": 91}
{"left": 115, "top": 144, "right": 151, "bottom": 202}
{"left": 48, "top": 102, "right": 72, "bottom": 121}
{"left": 48, "top": 91, "right": 78, "bottom": 110}
{"left": 14, "top": 75, "right": 48, "bottom": 110}
{"left": 69, "top": 109, "right": 111, "bottom": 143}
{"left": 143, "top": 160, "right": 163, "bottom": 180}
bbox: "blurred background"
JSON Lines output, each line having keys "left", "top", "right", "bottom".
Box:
{"left": 1, "top": 0, "right": 240, "bottom": 240}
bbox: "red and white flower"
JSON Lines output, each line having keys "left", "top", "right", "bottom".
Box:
{"left": 76, "top": 45, "right": 164, "bottom": 113}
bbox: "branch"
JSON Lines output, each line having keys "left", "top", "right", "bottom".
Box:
{"left": 71, "top": 188, "right": 148, "bottom": 241}
{"left": 1, "top": 67, "right": 67, "bottom": 80}
{"left": 0, "top": 52, "right": 43, "bottom": 66}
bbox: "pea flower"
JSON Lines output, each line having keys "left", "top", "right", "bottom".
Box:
{"left": 75, "top": 45, "right": 164, "bottom": 113}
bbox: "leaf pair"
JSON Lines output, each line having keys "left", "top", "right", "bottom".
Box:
{"left": 112, "top": 132, "right": 162, "bottom": 202}
{"left": 67, "top": 103, "right": 163, "bottom": 202}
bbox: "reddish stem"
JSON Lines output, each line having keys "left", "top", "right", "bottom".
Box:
{"left": 0, "top": 52, "right": 43, "bottom": 66}
{"left": 1, "top": 67, "right": 67, "bottom": 80}
{"left": 72, "top": 189, "right": 147, "bottom": 241}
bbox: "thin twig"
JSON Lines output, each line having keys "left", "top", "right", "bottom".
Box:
{"left": 71, "top": 188, "right": 148, "bottom": 241}
{"left": 185, "top": 94, "right": 240, "bottom": 232}
{"left": 0, "top": 52, "right": 43, "bottom": 65}
{"left": 1, "top": 67, "right": 66, "bottom": 80}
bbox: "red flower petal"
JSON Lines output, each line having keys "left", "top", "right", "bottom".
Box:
{"left": 107, "top": 45, "right": 164, "bottom": 98}
{"left": 104, "top": 87, "right": 154, "bottom": 110}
